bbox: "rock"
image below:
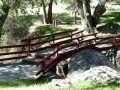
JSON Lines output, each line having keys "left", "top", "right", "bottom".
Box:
{"left": 97, "top": 23, "right": 120, "bottom": 34}
{"left": 116, "top": 50, "right": 120, "bottom": 68}
{"left": 66, "top": 49, "right": 120, "bottom": 83}
{"left": 47, "top": 79, "right": 70, "bottom": 89}
{"left": 68, "top": 49, "right": 116, "bottom": 74}
{"left": 99, "top": 48, "right": 120, "bottom": 69}
{"left": 56, "top": 60, "right": 68, "bottom": 78}
{"left": 45, "top": 71, "right": 62, "bottom": 79}
{"left": 40, "top": 78, "right": 71, "bottom": 90}
{"left": 67, "top": 66, "right": 120, "bottom": 82}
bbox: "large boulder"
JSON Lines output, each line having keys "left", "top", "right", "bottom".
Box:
{"left": 67, "top": 49, "right": 120, "bottom": 82}
{"left": 68, "top": 49, "right": 116, "bottom": 74}
{"left": 97, "top": 23, "right": 120, "bottom": 34}
{"left": 67, "top": 66, "right": 120, "bottom": 82}
{"left": 100, "top": 48, "right": 120, "bottom": 69}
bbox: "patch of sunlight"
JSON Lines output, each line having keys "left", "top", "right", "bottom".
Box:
{"left": 58, "top": 25, "right": 80, "bottom": 29}
{"left": 108, "top": 17, "right": 116, "bottom": 20}
{"left": 29, "top": 26, "right": 36, "bottom": 33}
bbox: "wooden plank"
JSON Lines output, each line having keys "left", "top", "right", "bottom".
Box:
{"left": 21, "top": 29, "right": 77, "bottom": 42}
{"left": 0, "top": 44, "right": 27, "bottom": 48}
{"left": 50, "top": 39, "right": 73, "bottom": 47}
{"left": 0, "top": 51, "right": 27, "bottom": 55}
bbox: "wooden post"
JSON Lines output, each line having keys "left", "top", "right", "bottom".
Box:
{"left": 55, "top": 20, "right": 57, "bottom": 27}
{"left": 113, "top": 36, "right": 116, "bottom": 47}
{"left": 70, "top": 31, "right": 72, "bottom": 39}
{"left": 52, "top": 20, "right": 55, "bottom": 27}
{"left": 55, "top": 46, "right": 59, "bottom": 58}
{"left": 52, "top": 20, "right": 57, "bottom": 27}
{"left": 94, "top": 33, "right": 97, "bottom": 44}
{"left": 93, "top": 33, "right": 97, "bottom": 49}
{"left": 27, "top": 41, "right": 31, "bottom": 56}
{"left": 76, "top": 38, "right": 79, "bottom": 51}
{"left": 52, "top": 35, "right": 55, "bottom": 44}
{"left": 41, "top": 61, "right": 45, "bottom": 77}
{"left": 81, "top": 31, "right": 84, "bottom": 40}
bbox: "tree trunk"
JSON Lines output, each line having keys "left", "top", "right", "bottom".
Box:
{"left": 47, "top": 0, "right": 53, "bottom": 24}
{"left": 76, "top": 0, "right": 92, "bottom": 32}
{"left": 0, "top": 5, "right": 9, "bottom": 38}
{"left": 74, "top": 11, "right": 77, "bottom": 24}
{"left": 75, "top": 0, "right": 107, "bottom": 33}
{"left": 75, "top": 0, "right": 85, "bottom": 29}
{"left": 82, "top": 0, "right": 92, "bottom": 32}
{"left": 93, "top": 3, "right": 106, "bottom": 27}
{"left": 42, "top": 0, "right": 47, "bottom": 24}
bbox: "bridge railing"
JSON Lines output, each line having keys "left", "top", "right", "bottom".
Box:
{"left": 35, "top": 33, "right": 120, "bottom": 79}
{"left": 35, "top": 32, "right": 99, "bottom": 78}
{"left": 95, "top": 36, "right": 120, "bottom": 50}
{"left": 0, "top": 44, "right": 28, "bottom": 62}
{"left": 0, "top": 28, "right": 82, "bottom": 62}
{"left": 21, "top": 29, "right": 83, "bottom": 56}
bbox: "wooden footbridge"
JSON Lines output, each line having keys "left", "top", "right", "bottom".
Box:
{"left": 0, "top": 29, "right": 120, "bottom": 80}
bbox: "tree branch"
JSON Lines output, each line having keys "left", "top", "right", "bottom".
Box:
{"left": 93, "top": 1, "right": 107, "bottom": 26}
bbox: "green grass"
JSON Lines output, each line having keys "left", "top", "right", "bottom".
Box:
{"left": 0, "top": 78, "right": 51, "bottom": 90}
{"left": 34, "top": 25, "right": 72, "bottom": 35}
{"left": 49, "top": 80, "right": 120, "bottom": 90}
{"left": 66, "top": 80, "right": 120, "bottom": 90}
{"left": 98, "top": 11, "right": 120, "bottom": 25}
{"left": 53, "top": 12, "right": 80, "bottom": 20}
{"left": 0, "top": 79, "right": 120, "bottom": 90}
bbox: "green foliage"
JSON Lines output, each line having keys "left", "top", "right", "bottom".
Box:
{"left": 34, "top": 25, "right": 53, "bottom": 35}
{"left": 1, "top": 16, "right": 30, "bottom": 45}
{"left": 0, "top": 0, "right": 43, "bottom": 15}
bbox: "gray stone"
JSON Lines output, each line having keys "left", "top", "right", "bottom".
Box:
{"left": 66, "top": 49, "right": 120, "bottom": 83}
{"left": 56, "top": 60, "right": 68, "bottom": 78}
{"left": 99, "top": 48, "right": 120, "bottom": 69}
{"left": 97, "top": 23, "right": 120, "bottom": 34}
{"left": 68, "top": 49, "right": 116, "bottom": 74}
{"left": 45, "top": 71, "right": 62, "bottom": 79}
{"left": 68, "top": 66, "right": 120, "bottom": 82}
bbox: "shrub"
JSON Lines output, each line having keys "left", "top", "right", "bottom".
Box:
{"left": 1, "top": 16, "right": 30, "bottom": 45}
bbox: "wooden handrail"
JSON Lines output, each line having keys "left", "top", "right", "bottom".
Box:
{"left": 0, "top": 44, "right": 27, "bottom": 48}
{"left": 21, "top": 29, "right": 77, "bottom": 42}
{"left": 0, "top": 44, "right": 28, "bottom": 61}
{"left": 21, "top": 29, "right": 82, "bottom": 57}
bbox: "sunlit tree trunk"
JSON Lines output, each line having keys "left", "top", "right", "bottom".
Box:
{"left": 74, "top": 11, "right": 77, "bottom": 24}
{"left": 42, "top": 0, "right": 47, "bottom": 24}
